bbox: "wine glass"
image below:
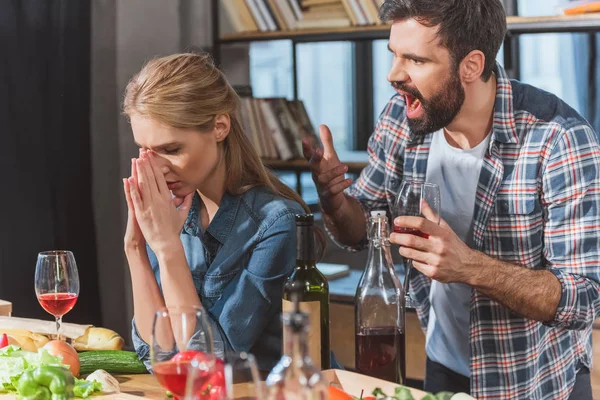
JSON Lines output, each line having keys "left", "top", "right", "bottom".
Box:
{"left": 151, "top": 306, "right": 215, "bottom": 399}
{"left": 394, "top": 181, "right": 441, "bottom": 308}
{"left": 223, "top": 352, "right": 264, "bottom": 400}
{"left": 34, "top": 251, "right": 80, "bottom": 340}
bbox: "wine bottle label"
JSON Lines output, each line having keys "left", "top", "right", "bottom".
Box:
{"left": 282, "top": 299, "right": 321, "bottom": 367}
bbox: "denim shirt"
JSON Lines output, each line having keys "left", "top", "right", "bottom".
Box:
{"left": 131, "top": 186, "right": 305, "bottom": 372}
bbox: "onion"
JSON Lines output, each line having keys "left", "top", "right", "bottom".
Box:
{"left": 43, "top": 340, "right": 80, "bottom": 376}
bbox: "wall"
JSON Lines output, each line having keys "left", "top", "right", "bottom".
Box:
{"left": 91, "top": 0, "right": 249, "bottom": 342}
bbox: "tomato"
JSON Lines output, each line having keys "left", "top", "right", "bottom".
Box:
{"left": 199, "top": 358, "right": 225, "bottom": 400}
{"left": 0, "top": 333, "right": 7, "bottom": 349}
{"left": 172, "top": 350, "right": 205, "bottom": 362}
{"left": 171, "top": 351, "right": 225, "bottom": 400}
{"left": 328, "top": 386, "right": 355, "bottom": 400}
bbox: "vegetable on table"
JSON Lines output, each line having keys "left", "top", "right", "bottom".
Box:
{"left": 16, "top": 365, "right": 74, "bottom": 400}
{"left": 169, "top": 351, "right": 226, "bottom": 400}
{"left": 85, "top": 369, "right": 120, "bottom": 393}
{"left": 0, "top": 345, "right": 102, "bottom": 398}
{"left": 77, "top": 350, "right": 147, "bottom": 375}
{"left": 0, "top": 334, "right": 7, "bottom": 349}
{"left": 328, "top": 386, "right": 355, "bottom": 400}
{"left": 42, "top": 340, "right": 80, "bottom": 377}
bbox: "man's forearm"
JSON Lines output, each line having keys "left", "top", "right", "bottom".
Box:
{"left": 321, "top": 194, "right": 368, "bottom": 247}
{"left": 467, "top": 252, "right": 562, "bottom": 322}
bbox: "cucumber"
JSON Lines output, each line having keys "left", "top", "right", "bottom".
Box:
{"left": 78, "top": 350, "right": 148, "bottom": 375}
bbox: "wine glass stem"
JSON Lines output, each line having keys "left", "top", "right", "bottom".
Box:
{"left": 56, "top": 316, "right": 62, "bottom": 341}
{"left": 404, "top": 260, "right": 412, "bottom": 304}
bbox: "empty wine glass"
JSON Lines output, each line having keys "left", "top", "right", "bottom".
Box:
{"left": 34, "top": 251, "right": 80, "bottom": 340}
{"left": 223, "top": 352, "right": 263, "bottom": 400}
{"left": 151, "top": 306, "right": 215, "bottom": 399}
{"left": 394, "top": 181, "right": 441, "bottom": 308}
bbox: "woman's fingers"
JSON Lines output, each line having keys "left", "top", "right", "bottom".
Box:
{"left": 128, "top": 177, "right": 143, "bottom": 211}
{"left": 123, "top": 178, "right": 134, "bottom": 212}
{"left": 136, "top": 159, "right": 155, "bottom": 201}
{"left": 147, "top": 150, "right": 170, "bottom": 198}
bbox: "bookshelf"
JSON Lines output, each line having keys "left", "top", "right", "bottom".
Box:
{"left": 219, "top": 14, "right": 600, "bottom": 43}
{"left": 210, "top": 0, "right": 600, "bottom": 194}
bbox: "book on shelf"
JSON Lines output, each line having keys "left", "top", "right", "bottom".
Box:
{"left": 239, "top": 96, "right": 320, "bottom": 161}
{"left": 221, "top": 0, "right": 386, "bottom": 35}
{"left": 562, "top": 1, "right": 600, "bottom": 15}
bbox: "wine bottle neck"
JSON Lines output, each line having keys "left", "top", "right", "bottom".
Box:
{"left": 296, "top": 223, "right": 316, "bottom": 261}
{"left": 295, "top": 260, "right": 317, "bottom": 270}
{"left": 367, "top": 216, "right": 393, "bottom": 272}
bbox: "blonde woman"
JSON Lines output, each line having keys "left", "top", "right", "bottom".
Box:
{"left": 121, "top": 53, "right": 314, "bottom": 372}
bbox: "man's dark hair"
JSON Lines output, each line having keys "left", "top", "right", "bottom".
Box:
{"left": 380, "top": 0, "right": 507, "bottom": 81}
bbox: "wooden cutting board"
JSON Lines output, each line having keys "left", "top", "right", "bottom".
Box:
{"left": 0, "top": 374, "right": 164, "bottom": 399}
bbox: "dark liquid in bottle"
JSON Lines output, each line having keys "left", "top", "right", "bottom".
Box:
{"left": 356, "top": 327, "right": 406, "bottom": 384}
{"left": 393, "top": 226, "right": 429, "bottom": 239}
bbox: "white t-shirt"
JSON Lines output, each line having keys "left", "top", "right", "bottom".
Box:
{"left": 424, "top": 129, "right": 491, "bottom": 377}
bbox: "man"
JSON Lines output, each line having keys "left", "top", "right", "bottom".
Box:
{"left": 303, "top": 0, "right": 600, "bottom": 399}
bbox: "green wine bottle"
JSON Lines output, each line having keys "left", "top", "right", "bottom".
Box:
{"left": 283, "top": 214, "right": 331, "bottom": 370}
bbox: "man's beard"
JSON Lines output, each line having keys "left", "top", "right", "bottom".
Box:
{"left": 394, "top": 71, "right": 466, "bottom": 137}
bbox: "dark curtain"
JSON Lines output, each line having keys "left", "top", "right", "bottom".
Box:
{"left": 0, "top": 0, "right": 101, "bottom": 325}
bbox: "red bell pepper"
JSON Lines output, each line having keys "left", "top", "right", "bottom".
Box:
{"left": 0, "top": 333, "right": 8, "bottom": 349}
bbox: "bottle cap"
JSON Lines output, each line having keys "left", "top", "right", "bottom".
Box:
{"left": 370, "top": 210, "right": 386, "bottom": 218}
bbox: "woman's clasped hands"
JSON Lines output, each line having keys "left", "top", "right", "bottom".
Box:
{"left": 122, "top": 149, "right": 194, "bottom": 254}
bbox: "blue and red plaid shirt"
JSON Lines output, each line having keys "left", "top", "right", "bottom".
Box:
{"left": 343, "top": 63, "right": 600, "bottom": 399}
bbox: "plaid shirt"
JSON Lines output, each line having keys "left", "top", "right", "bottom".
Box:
{"left": 343, "top": 63, "right": 600, "bottom": 399}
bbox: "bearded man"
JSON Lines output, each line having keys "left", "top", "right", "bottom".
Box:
{"left": 303, "top": 1, "right": 600, "bottom": 399}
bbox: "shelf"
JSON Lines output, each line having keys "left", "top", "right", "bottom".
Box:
{"left": 220, "top": 24, "right": 390, "bottom": 43}
{"left": 262, "top": 150, "right": 369, "bottom": 174}
{"left": 506, "top": 13, "right": 600, "bottom": 34}
{"left": 219, "top": 14, "right": 600, "bottom": 43}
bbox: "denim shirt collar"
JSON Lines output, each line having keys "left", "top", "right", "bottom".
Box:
{"left": 182, "top": 191, "right": 241, "bottom": 244}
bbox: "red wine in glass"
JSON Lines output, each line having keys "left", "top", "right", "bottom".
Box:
{"left": 394, "top": 181, "right": 441, "bottom": 308}
{"left": 393, "top": 226, "right": 430, "bottom": 239}
{"left": 356, "top": 327, "right": 406, "bottom": 385}
{"left": 152, "top": 306, "right": 216, "bottom": 398}
{"left": 34, "top": 251, "right": 80, "bottom": 340}
{"left": 154, "top": 359, "right": 213, "bottom": 398}
{"left": 37, "top": 293, "right": 78, "bottom": 317}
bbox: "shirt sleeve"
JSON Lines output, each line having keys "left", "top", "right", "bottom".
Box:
{"left": 131, "top": 318, "right": 152, "bottom": 372}
{"left": 203, "top": 211, "right": 297, "bottom": 366}
{"left": 542, "top": 124, "right": 600, "bottom": 330}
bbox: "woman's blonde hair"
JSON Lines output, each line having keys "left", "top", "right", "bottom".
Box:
{"left": 122, "top": 53, "right": 326, "bottom": 255}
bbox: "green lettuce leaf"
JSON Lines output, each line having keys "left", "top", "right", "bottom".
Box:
{"left": 74, "top": 378, "right": 102, "bottom": 398}
{"left": 0, "top": 345, "right": 69, "bottom": 392}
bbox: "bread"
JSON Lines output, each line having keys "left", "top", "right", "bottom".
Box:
{"left": 3, "top": 328, "right": 50, "bottom": 352}
{"left": 73, "top": 327, "right": 125, "bottom": 351}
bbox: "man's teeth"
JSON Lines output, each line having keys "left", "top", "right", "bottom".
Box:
{"left": 409, "top": 98, "right": 421, "bottom": 111}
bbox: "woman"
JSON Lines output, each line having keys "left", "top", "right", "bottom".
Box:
{"left": 121, "top": 52, "right": 317, "bottom": 372}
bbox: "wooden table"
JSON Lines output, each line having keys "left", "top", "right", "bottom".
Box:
{"left": 0, "top": 371, "right": 428, "bottom": 399}
{"left": 116, "top": 371, "right": 429, "bottom": 399}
